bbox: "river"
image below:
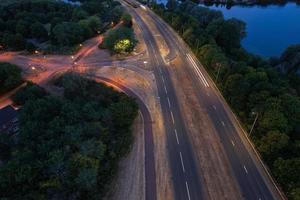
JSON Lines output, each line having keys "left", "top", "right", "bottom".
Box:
{"left": 204, "top": 2, "right": 300, "bottom": 57}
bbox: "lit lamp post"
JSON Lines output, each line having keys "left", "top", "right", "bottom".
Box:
{"left": 249, "top": 111, "right": 259, "bottom": 136}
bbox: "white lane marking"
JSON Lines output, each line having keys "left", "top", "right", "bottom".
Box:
{"left": 164, "top": 85, "right": 168, "bottom": 94}
{"left": 231, "top": 140, "right": 235, "bottom": 147}
{"left": 159, "top": 67, "right": 162, "bottom": 74}
{"left": 221, "top": 121, "right": 225, "bottom": 126}
{"left": 185, "top": 181, "right": 191, "bottom": 200}
{"left": 174, "top": 129, "right": 179, "bottom": 144}
{"left": 179, "top": 152, "right": 185, "bottom": 172}
{"left": 167, "top": 97, "right": 171, "bottom": 108}
{"left": 170, "top": 111, "right": 175, "bottom": 124}
{"left": 213, "top": 105, "right": 217, "bottom": 110}
{"left": 244, "top": 165, "right": 248, "bottom": 174}
{"left": 186, "top": 53, "right": 209, "bottom": 87}
{"left": 207, "top": 92, "right": 210, "bottom": 96}
{"left": 162, "top": 77, "right": 165, "bottom": 84}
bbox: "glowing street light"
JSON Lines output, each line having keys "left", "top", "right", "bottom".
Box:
{"left": 143, "top": 61, "right": 148, "bottom": 64}
{"left": 71, "top": 55, "right": 75, "bottom": 59}
{"left": 34, "top": 50, "right": 39, "bottom": 54}
{"left": 31, "top": 66, "right": 36, "bottom": 70}
{"left": 79, "top": 44, "right": 83, "bottom": 47}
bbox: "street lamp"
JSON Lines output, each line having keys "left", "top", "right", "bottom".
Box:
{"left": 249, "top": 111, "right": 259, "bottom": 136}
{"left": 34, "top": 50, "right": 39, "bottom": 54}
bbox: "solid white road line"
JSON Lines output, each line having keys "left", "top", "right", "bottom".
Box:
{"left": 185, "top": 181, "right": 191, "bottom": 200}
{"left": 231, "top": 140, "right": 235, "bottom": 147}
{"left": 170, "top": 111, "right": 175, "bottom": 124}
{"left": 167, "top": 97, "right": 171, "bottom": 108}
{"left": 174, "top": 129, "right": 179, "bottom": 144}
{"left": 162, "top": 75, "right": 165, "bottom": 83}
{"left": 221, "top": 121, "right": 225, "bottom": 126}
{"left": 186, "top": 53, "right": 209, "bottom": 87}
{"left": 179, "top": 152, "right": 185, "bottom": 172}
{"left": 244, "top": 165, "right": 248, "bottom": 174}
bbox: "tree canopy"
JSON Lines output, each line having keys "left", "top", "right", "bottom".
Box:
{"left": 0, "top": 73, "right": 138, "bottom": 199}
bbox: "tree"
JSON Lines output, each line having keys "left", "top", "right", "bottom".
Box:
{"left": 16, "top": 20, "right": 30, "bottom": 37}
{"left": 1, "top": 33, "right": 26, "bottom": 50}
{"left": 52, "top": 22, "right": 84, "bottom": 46}
{"left": 257, "top": 131, "right": 289, "bottom": 162}
{"left": 30, "top": 22, "right": 48, "bottom": 40}
{"left": 120, "top": 13, "right": 132, "bottom": 27}
{"left": 101, "top": 26, "right": 137, "bottom": 54}
{"left": 273, "top": 158, "right": 300, "bottom": 196}
{"left": 0, "top": 62, "right": 23, "bottom": 93}
{"left": 12, "top": 82, "right": 48, "bottom": 105}
{"left": 206, "top": 18, "right": 246, "bottom": 52}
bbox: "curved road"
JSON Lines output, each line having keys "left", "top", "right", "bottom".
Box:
{"left": 90, "top": 76, "right": 157, "bottom": 200}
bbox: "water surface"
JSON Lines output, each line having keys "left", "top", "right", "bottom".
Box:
{"left": 203, "top": 3, "right": 300, "bottom": 57}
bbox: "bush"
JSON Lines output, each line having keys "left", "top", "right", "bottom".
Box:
{"left": 0, "top": 62, "right": 23, "bottom": 93}
{"left": 101, "top": 26, "right": 137, "bottom": 54}
{"left": 12, "top": 82, "right": 48, "bottom": 105}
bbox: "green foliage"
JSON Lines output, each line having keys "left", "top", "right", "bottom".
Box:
{"left": 0, "top": 62, "right": 23, "bottom": 93}
{"left": 0, "top": 73, "right": 138, "bottom": 199}
{"left": 52, "top": 22, "right": 85, "bottom": 46}
{"left": 101, "top": 26, "right": 137, "bottom": 54}
{"left": 0, "top": 0, "right": 122, "bottom": 52}
{"left": 12, "top": 82, "right": 48, "bottom": 105}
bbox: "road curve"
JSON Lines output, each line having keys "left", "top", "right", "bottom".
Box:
{"left": 90, "top": 75, "right": 157, "bottom": 200}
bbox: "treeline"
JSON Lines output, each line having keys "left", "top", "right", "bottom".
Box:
{"left": 0, "top": 73, "right": 138, "bottom": 199}
{"left": 0, "top": 62, "right": 23, "bottom": 94}
{"left": 0, "top": 0, "right": 125, "bottom": 53}
{"left": 153, "top": 1, "right": 300, "bottom": 198}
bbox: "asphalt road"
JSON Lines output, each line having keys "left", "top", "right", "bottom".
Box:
{"left": 90, "top": 75, "right": 157, "bottom": 200}
{"left": 145, "top": 8, "right": 282, "bottom": 200}
{"left": 123, "top": 2, "right": 207, "bottom": 200}
{"left": 124, "top": 2, "right": 284, "bottom": 200}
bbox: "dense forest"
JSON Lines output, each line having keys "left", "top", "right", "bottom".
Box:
{"left": 0, "top": 73, "right": 138, "bottom": 199}
{"left": 0, "top": 62, "right": 23, "bottom": 94}
{"left": 153, "top": 1, "right": 300, "bottom": 198}
{"left": 0, "top": 0, "right": 125, "bottom": 53}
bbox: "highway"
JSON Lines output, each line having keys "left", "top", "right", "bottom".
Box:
{"left": 123, "top": 2, "right": 206, "bottom": 200}
{"left": 123, "top": 1, "right": 284, "bottom": 200}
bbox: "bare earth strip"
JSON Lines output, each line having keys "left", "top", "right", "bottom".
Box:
{"left": 108, "top": 114, "right": 145, "bottom": 200}
{"left": 92, "top": 66, "right": 174, "bottom": 200}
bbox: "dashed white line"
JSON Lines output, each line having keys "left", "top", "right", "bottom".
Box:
{"left": 164, "top": 85, "right": 168, "bottom": 94}
{"left": 179, "top": 152, "right": 185, "bottom": 172}
{"left": 185, "top": 181, "right": 191, "bottom": 200}
{"left": 231, "top": 140, "right": 235, "bottom": 147}
{"left": 207, "top": 92, "right": 210, "bottom": 96}
{"left": 170, "top": 111, "right": 175, "bottom": 124}
{"left": 174, "top": 129, "right": 179, "bottom": 144}
{"left": 221, "top": 121, "right": 225, "bottom": 126}
{"left": 244, "top": 165, "right": 248, "bottom": 174}
{"left": 167, "top": 97, "right": 171, "bottom": 108}
{"left": 213, "top": 105, "right": 217, "bottom": 110}
{"left": 162, "top": 75, "right": 165, "bottom": 83}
